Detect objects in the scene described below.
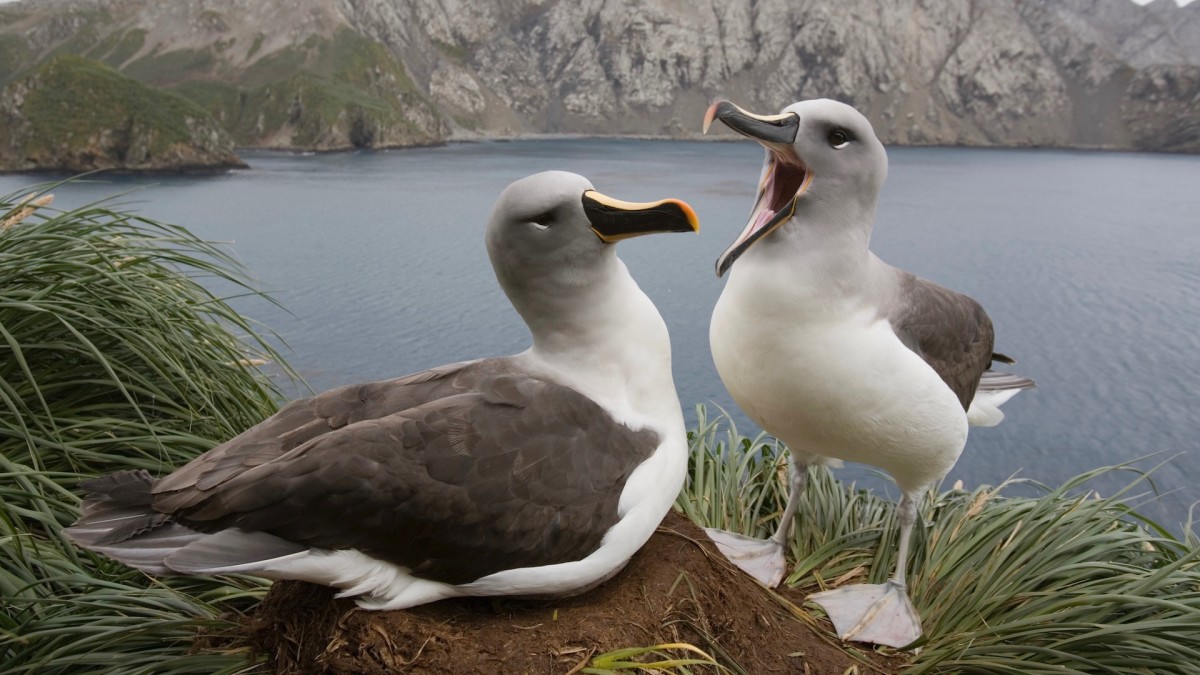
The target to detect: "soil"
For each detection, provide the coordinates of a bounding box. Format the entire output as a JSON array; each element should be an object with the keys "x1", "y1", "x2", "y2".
[{"x1": 243, "y1": 511, "x2": 907, "y2": 674}]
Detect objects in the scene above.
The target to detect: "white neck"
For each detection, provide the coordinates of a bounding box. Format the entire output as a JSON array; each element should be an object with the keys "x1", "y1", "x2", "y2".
[
  {"x1": 730, "y1": 201, "x2": 878, "y2": 319},
  {"x1": 511, "y1": 257, "x2": 683, "y2": 433}
]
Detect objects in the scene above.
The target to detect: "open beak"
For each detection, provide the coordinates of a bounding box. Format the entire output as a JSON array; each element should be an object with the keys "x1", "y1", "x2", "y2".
[
  {"x1": 582, "y1": 190, "x2": 699, "y2": 243},
  {"x1": 704, "y1": 100, "x2": 810, "y2": 277}
]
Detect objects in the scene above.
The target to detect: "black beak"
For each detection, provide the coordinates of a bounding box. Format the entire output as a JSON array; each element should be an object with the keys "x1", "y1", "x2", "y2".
[
  {"x1": 703, "y1": 100, "x2": 799, "y2": 145},
  {"x1": 582, "y1": 190, "x2": 700, "y2": 243},
  {"x1": 703, "y1": 100, "x2": 810, "y2": 277}
]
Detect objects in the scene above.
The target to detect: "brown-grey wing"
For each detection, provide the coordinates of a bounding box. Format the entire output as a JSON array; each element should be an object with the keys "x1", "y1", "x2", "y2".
[
  {"x1": 888, "y1": 273, "x2": 995, "y2": 410},
  {"x1": 153, "y1": 373, "x2": 660, "y2": 585},
  {"x1": 153, "y1": 359, "x2": 494, "y2": 495}
]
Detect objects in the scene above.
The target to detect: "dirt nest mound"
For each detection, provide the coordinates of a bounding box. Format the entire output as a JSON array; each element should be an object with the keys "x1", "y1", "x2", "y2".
[{"x1": 244, "y1": 511, "x2": 902, "y2": 674}]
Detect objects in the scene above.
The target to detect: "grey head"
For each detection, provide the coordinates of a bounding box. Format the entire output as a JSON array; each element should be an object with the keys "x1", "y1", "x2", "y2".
[
  {"x1": 485, "y1": 170, "x2": 698, "y2": 323},
  {"x1": 703, "y1": 99, "x2": 888, "y2": 276}
]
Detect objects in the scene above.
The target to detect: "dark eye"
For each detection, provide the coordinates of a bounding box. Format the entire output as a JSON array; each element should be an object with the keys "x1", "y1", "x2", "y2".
[
  {"x1": 828, "y1": 128, "x2": 852, "y2": 149},
  {"x1": 531, "y1": 212, "x2": 553, "y2": 229}
]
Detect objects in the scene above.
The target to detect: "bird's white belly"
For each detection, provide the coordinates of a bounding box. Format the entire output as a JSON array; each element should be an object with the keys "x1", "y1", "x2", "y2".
[{"x1": 711, "y1": 300, "x2": 968, "y2": 492}]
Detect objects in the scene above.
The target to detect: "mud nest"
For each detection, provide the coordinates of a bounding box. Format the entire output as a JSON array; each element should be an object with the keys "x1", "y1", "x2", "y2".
[{"x1": 243, "y1": 511, "x2": 903, "y2": 674}]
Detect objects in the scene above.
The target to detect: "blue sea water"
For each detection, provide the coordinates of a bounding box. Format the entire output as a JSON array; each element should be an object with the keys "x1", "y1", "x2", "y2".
[{"x1": 3, "y1": 139, "x2": 1198, "y2": 529}]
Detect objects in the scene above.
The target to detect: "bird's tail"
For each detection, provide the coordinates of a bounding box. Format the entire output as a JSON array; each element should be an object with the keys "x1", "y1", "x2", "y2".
[
  {"x1": 67, "y1": 469, "x2": 309, "y2": 577},
  {"x1": 65, "y1": 469, "x2": 201, "y2": 575},
  {"x1": 968, "y1": 369, "x2": 1035, "y2": 427}
]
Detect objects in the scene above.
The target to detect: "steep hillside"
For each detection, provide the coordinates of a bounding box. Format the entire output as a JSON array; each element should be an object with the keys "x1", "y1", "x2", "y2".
[
  {"x1": 0, "y1": 2, "x2": 446, "y2": 151},
  {"x1": 0, "y1": 54, "x2": 245, "y2": 172},
  {"x1": 0, "y1": 0, "x2": 1196, "y2": 152}
]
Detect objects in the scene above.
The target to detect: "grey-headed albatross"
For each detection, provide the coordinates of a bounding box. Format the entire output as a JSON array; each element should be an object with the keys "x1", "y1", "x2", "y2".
[
  {"x1": 702, "y1": 99, "x2": 1034, "y2": 648},
  {"x1": 67, "y1": 171, "x2": 699, "y2": 610}
]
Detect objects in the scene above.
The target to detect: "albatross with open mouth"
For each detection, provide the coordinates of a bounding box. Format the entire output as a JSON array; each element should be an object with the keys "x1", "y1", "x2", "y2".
[
  {"x1": 702, "y1": 99, "x2": 1034, "y2": 648},
  {"x1": 67, "y1": 170, "x2": 699, "y2": 610}
]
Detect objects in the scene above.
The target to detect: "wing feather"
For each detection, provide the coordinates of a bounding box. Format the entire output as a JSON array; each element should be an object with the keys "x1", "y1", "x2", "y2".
[
  {"x1": 887, "y1": 271, "x2": 995, "y2": 410},
  {"x1": 150, "y1": 371, "x2": 659, "y2": 585},
  {"x1": 154, "y1": 359, "x2": 487, "y2": 497}
]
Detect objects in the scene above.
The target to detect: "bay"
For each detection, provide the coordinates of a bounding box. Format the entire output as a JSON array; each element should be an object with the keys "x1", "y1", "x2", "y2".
[{"x1": 3, "y1": 139, "x2": 1198, "y2": 530}]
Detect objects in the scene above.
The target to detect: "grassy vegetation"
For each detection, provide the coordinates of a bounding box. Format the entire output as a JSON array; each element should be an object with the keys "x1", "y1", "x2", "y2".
[
  {"x1": 86, "y1": 28, "x2": 148, "y2": 69},
  {"x1": 114, "y1": 26, "x2": 439, "y2": 149},
  {"x1": 2, "y1": 54, "x2": 233, "y2": 167},
  {"x1": 0, "y1": 34, "x2": 33, "y2": 85},
  {"x1": 237, "y1": 42, "x2": 308, "y2": 89},
  {"x1": 235, "y1": 72, "x2": 430, "y2": 149},
  {"x1": 46, "y1": 25, "x2": 104, "y2": 63},
  {"x1": 3, "y1": 192, "x2": 1196, "y2": 673},
  {"x1": 246, "y1": 33, "x2": 265, "y2": 62},
  {"x1": 223, "y1": 27, "x2": 434, "y2": 148},
  {"x1": 164, "y1": 80, "x2": 244, "y2": 128},
  {"x1": 124, "y1": 47, "x2": 218, "y2": 87},
  {"x1": 2, "y1": 21, "x2": 440, "y2": 151},
  {"x1": 431, "y1": 38, "x2": 469, "y2": 64},
  {"x1": 23, "y1": 55, "x2": 201, "y2": 145},
  {"x1": 0, "y1": 186, "x2": 295, "y2": 674},
  {"x1": 0, "y1": 11, "x2": 135, "y2": 85},
  {"x1": 38, "y1": 5, "x2": 117, "y2": 69},
  {"x1": 677, "y1": 405, "x2": 1200, "y2": 673}
]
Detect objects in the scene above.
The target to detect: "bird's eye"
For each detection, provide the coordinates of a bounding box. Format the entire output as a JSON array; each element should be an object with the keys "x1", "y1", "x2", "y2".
[
  {"x1": 531, "y1": 212, "x2": 553, "y2": 230},
  {"x1": 828, "y1": 128, "x2": 852, "y2": 149}
]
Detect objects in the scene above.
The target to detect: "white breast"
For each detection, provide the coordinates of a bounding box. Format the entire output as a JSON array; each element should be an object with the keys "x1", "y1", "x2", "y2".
[{"x1": 711, "y1": 270, "x2": 968, "y2": 493}]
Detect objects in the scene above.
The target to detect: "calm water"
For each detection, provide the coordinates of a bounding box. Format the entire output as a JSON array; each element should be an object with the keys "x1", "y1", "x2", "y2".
[{"x1": 3, "y1": 140, "x2": 1198, "y2": 529}]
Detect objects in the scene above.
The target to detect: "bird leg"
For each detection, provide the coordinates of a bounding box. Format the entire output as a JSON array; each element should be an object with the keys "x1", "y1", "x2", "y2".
[
  {"x1": 704, "y1": 458, "x2": 807, "y2": 587},
  {"x1": 808, "y1": 491, "x2": 923, "y2": 649}
]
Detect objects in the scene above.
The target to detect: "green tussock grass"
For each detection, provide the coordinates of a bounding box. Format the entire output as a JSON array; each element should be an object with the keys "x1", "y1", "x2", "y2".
[
  {"x1": 677, "y1": 405, "x2": 1200, "y2": 674},
  {"x1": 3, "y1": 189, "x2": 1197, "y2": 673},
  {"x1": 0, "y1": 184, "x2": 297, "y2": 674}
]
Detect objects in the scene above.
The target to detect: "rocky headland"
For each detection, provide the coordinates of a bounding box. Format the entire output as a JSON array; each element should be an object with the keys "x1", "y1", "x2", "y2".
[
  {"x1": 0, "y1": 55, "x2": 244, "y2": 173},
  {"x1": 0, "y1": 0, "x2": 1196, "y2": 172}
]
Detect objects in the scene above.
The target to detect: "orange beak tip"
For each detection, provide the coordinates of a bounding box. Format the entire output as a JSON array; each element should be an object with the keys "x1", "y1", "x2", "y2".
[{"x1": 672, "y1": 199, "x2": 700, "y2": 232}]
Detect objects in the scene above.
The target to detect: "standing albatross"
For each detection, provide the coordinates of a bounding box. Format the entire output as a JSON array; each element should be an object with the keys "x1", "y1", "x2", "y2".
[
  {"x1": 67, "y1": 170, "x2": 699, "y2": 610},
  {"x1": 702, "y1": 99, "x2": 1034, "y2": 648}
]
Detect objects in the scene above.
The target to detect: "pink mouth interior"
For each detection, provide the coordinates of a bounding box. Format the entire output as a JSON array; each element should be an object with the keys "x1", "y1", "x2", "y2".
[{"x1": 745, "y1": 153, "x2": 808, "y2": 238}]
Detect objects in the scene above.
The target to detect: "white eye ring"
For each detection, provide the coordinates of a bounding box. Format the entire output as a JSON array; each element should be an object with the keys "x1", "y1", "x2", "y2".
[{"x1": 531, "y1": 222, "x2": 549, "y2": 231}]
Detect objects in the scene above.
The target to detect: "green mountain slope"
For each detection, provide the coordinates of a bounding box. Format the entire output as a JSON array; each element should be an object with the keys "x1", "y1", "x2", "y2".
[{"x1": 0, "y1": 55, "x2": 245, "y2": 172}]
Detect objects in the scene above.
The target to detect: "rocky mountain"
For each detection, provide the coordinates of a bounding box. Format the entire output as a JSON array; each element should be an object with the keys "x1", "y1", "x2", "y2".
[
  {"x1": 0, "y1": 54, "x2": 245, "y2": 172},
  {"x1": 0, "y1": 0, "x2": 1197, "y2": 154}
]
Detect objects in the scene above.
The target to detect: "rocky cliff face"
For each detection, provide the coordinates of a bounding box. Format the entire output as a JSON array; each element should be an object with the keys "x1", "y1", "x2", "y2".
[
  {"x1": 364, "y1": 0, "x2": 1198, "y2": 151},
  {"x1": 1, "y1": 0, "x2": 1197, "y2": 153},
  {"x1": 0, "y1": 55, "x2": 245, "y2": 173}
]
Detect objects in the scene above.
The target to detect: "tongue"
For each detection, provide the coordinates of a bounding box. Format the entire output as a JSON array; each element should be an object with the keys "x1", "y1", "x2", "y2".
[
  {"x1": 745, "y1": 166, "x2": 781, "y2": 239},
  {"x1": 750, "y1": 207, "x2": 776, "y2": 236}
]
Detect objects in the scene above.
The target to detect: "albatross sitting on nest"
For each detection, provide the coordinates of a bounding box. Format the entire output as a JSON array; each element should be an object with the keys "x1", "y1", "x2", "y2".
[
  {"x1": 67, "y1": 171, "x2": 699, "y2": 610},
  {"x1": 701, "y1": 99, "x2": 1034, "y2": 648}
]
